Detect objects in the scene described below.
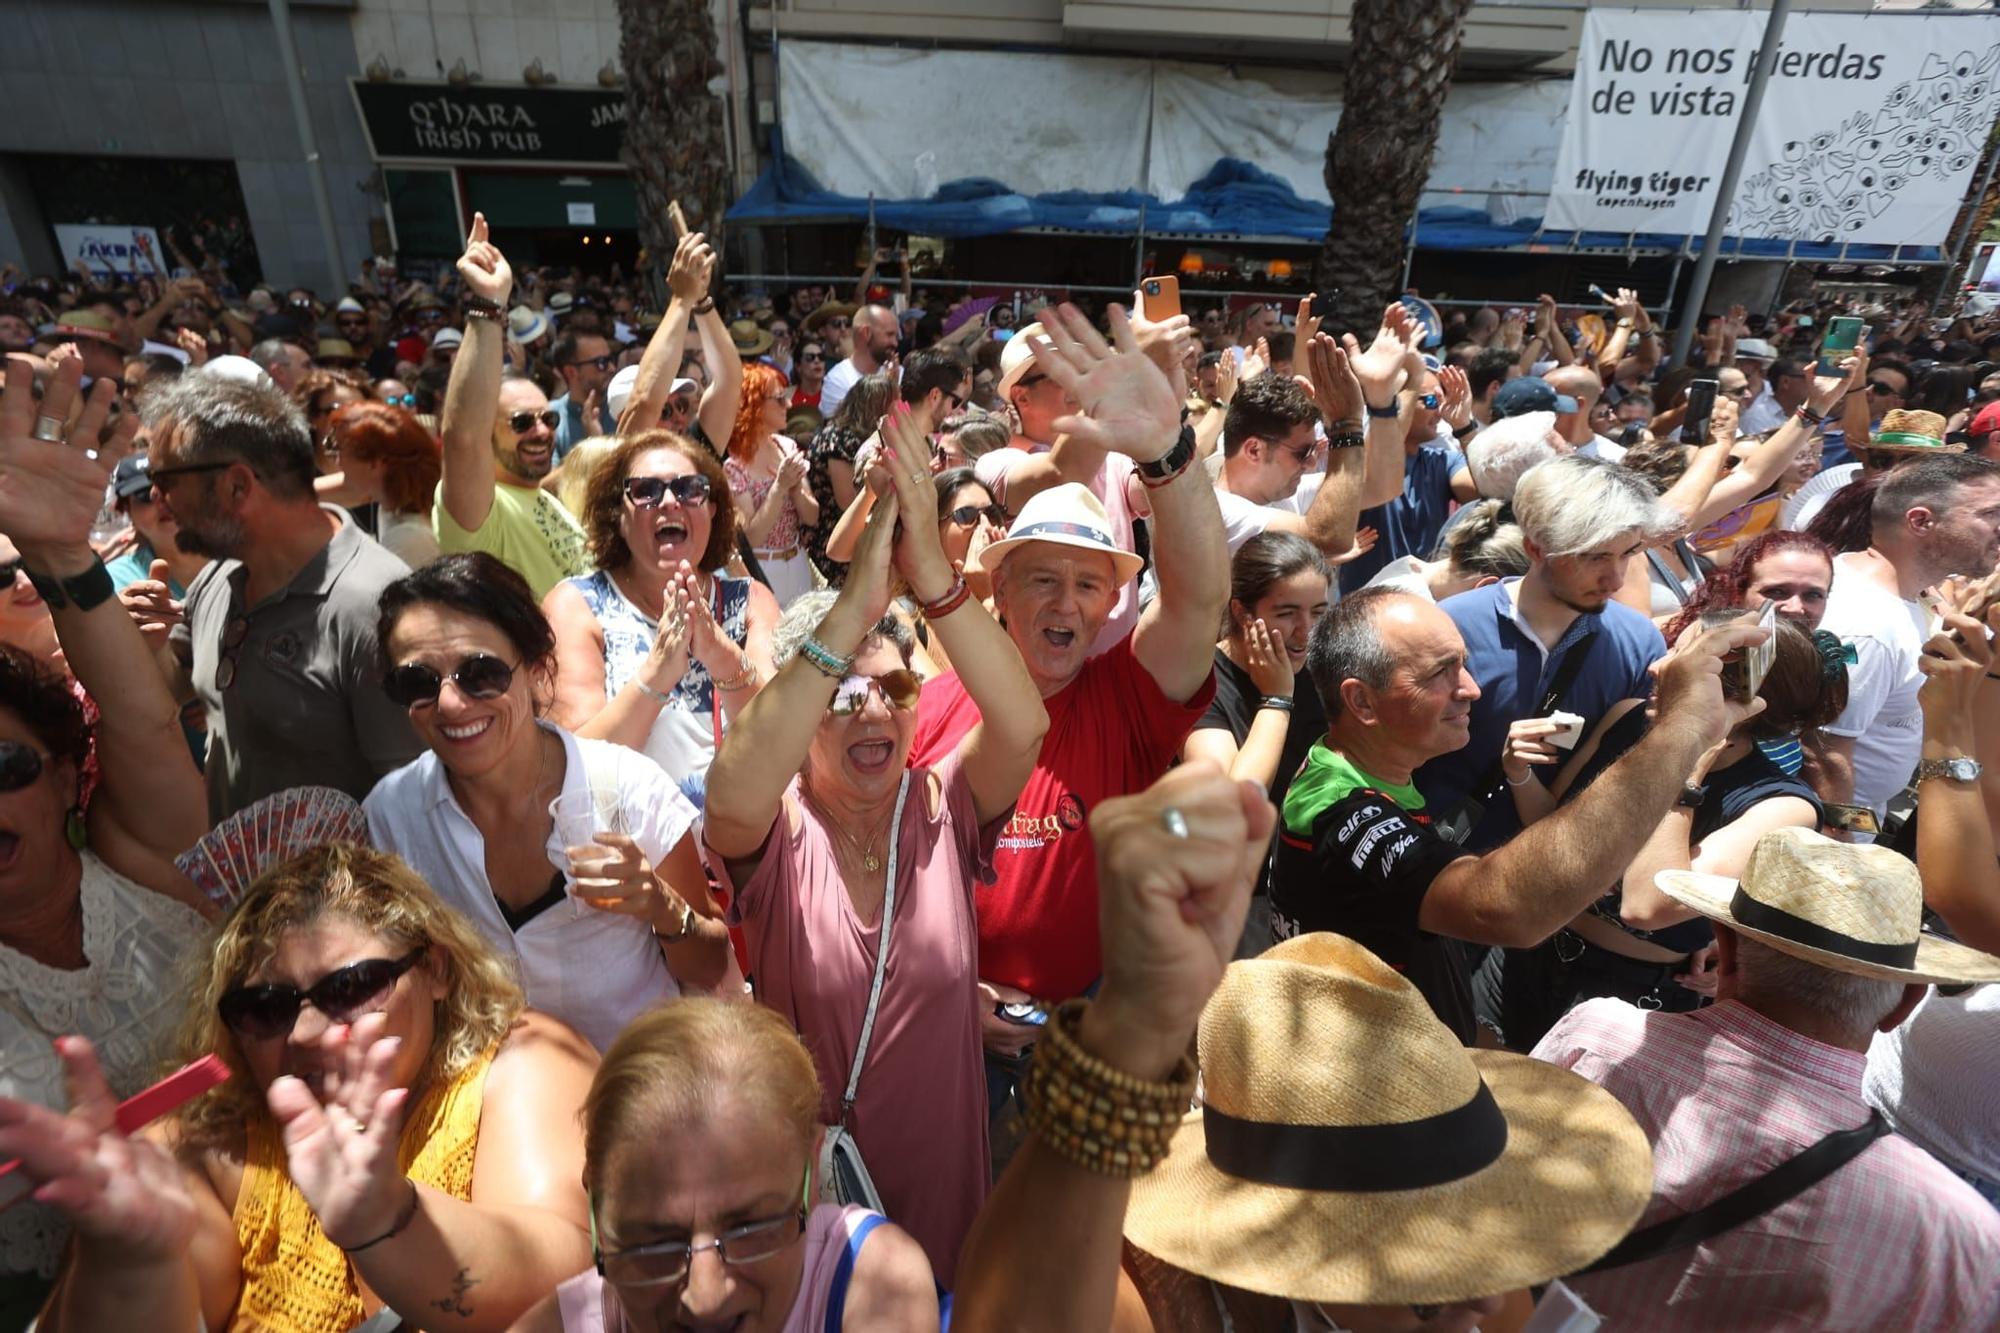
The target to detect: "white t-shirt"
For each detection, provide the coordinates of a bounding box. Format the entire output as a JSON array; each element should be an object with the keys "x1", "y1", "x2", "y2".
[
  {"x1": 1782, "y1": 461, "x2": 1859, "y2": 532},
  {"x1": 976, "y1": 443, "x2": 1142, "y2": 654},
  {"x1": 1364, "y1": 553, "x2": 1434, "y2": 600},
  {"x1": 1214, "y1": 486, "x2": 1282, "y2": 553},
  {"x1": 818, "y1": 357, "x2": 863, "y2": 418},
  {"x1": 1741, "y1": 385, "x2": 1788, "y2": 435},
  {"x1": 1818, "y1": 556, "x2": 1927, "y2": 821},
  {"x1": 1578, "y1": 433, "x2": 1628, "y2": 463},
  {"x1": 1867, "y1": 987, "x2": 2000, "y2": 1190},
  {"x1": 365, "y1": 723, "x2": 698, "y2": 1051}
]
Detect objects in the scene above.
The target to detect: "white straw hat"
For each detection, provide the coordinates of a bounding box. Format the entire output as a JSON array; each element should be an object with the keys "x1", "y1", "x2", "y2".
[
  {"x1": 969, "y1": 481, "x2": 1143, "y2": 585},
  {"x1": 996, "y1": 321, "x2": 1053, "y2": 397}
]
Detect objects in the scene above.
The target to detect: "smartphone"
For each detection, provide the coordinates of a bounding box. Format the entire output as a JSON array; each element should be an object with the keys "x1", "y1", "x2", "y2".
[
  {"x1": 996, "y1": 1002, "x2": 1048, "y2": 1027},
  {"x1": 1823, "y1": 803, "x2": 1881, "y2": 835},
  {"x1": 666, "y1": 200, "x2": 690, "y2": 239},
  {"x1": 1310, "y1": 291, "x2": 1339, "y2": 321},
  {"x1": 1681, "y1": 378, "x2": 1719, "y2": 445},
  {"x1": 1742, "y1": 599, "x2": 1779, "y2": 698},
  {"x1": 1818, "y1": 315, "x2": 1865, "y2": 376},
  {"x1": 1140, "y1": 276, "x2": 1181, "y2": 323}
]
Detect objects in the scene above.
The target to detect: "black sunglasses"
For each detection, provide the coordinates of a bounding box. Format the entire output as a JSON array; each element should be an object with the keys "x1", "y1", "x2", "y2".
[
  {"x1": 565, "y1": 354, "x2": 615, "y2": 372},
  {"x1": 946, "y1": 503, "x2": 1007, "y2": 527},
  {"x1": 798, "y1": 351, "x2": 826, "y2": 363},
  {"x1": 0, "y1": 740, "x2": 46, "y2": 792},
  {"x1": 218, "y1": 947, "x2": 427, "y2": 1040},
  {"x1": 624, "y1": 474, "x2": 712, "y2": 508},
  {"x1": 383, "y1": 653, "x2": 517, "y2": 709},
  {"x1": 150, "y1": 459, "x2": 234, "y2": 484},
  {"x1": 0, "y1": 558, "x2": 20, "y2": 585},
  {"x1": 507, "y1": 409, "x2": 562, "y2": 435}
]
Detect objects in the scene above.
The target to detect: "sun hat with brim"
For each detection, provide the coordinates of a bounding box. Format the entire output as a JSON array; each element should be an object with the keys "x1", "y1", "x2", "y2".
[
  {"x1": 996, "y1": 321, "x2": 1054, "y2": 397},
  {"x1": 1657, "y1": 826, "x2": 2000, "y2": 985},
  {"x1": 314, "y1": 338, "x2": 360, "y2": 365},
  {"x1": 1734, "y1": 337, "x2": 1778, "y2": 364},
  {"x1": 50, "y1": 310, "x2": 121, "y2": 345},
  {"x1": 1870, "y1": 408, "x2": 1960, "y2": 454},
  {"x1": 1125, "y1": 933, "x2": 1654, "y2": 1306},
  {"x1": 429, "y1": 328, "x2": 464, "y2": 352},
  {"x1": 509, "y1": 305, "x2": 552, "y2": 345},
  {"x1": 801, "y1": 300, "x2": 858, "y2": 336},
  {"x1": 969, "y1": 482, "x2": 1144, "y2": 586},
  {"x1": 730, "y1": 318, "x2": 774, "y2": 358},
  {"x1": 547, "y1": 292, "x2": 576, "y2": 318}
]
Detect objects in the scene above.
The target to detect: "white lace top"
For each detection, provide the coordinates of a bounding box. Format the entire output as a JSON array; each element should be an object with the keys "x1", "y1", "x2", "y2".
[{"x1": 0, "y1": 852, "x2": 208, "y2": 1277}]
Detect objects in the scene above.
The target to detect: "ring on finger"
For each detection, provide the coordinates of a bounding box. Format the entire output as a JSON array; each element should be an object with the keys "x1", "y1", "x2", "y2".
[
  {"x1": 31, "y1": 415, "x2": 65, "y2": 444},
  {"x1": 1161, "y1": 806, "x2": 1190, "y2": 839}
]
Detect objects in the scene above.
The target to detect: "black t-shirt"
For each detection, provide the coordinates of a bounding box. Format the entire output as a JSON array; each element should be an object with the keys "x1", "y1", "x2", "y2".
[
  {"x1": 1270, "y1": 748, "x2": 1476, "y2": 1042},
  {"x1": 1193, "y1": 648, "x2": 1327, "y2": 841}
]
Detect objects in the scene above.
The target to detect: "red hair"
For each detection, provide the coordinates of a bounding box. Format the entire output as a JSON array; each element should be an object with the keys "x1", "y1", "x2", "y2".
[
  {"x1": 726, "y1": 363, "x2": 788, "y2": 462},
  {"x1": 333, "y1": 401, "x2": 442, "y2": 516},
  {"x1": 1663, "y1": 530, "x2": 1834, "y2": 643}
]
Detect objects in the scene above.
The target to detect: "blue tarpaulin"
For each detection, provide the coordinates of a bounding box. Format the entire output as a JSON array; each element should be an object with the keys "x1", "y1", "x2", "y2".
[{"x1": 728, "y1": 154, "x2": 1944, "y2": 263}]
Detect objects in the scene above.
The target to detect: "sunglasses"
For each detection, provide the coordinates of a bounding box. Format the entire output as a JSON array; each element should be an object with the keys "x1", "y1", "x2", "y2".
[
  {"x1": 508, "y1": 409, "x2": 562, "y2": 435},
  {"x1": 383, "y1": 393, "x2": 416, "y2": 408},
  {"x1": 624, "y1": 474, "x2": 712, "y2": 508},
  {"x1": 149, "y1": 459, "x2": 234, "y2": 484},
  {"x1": 0, "y1": 557, "x2": 19, "y2": 585},
  {"x1": 217, "y1": 947, "x2": 427, "y2": 1041},
  {"x1": 383, "y1": 653, "x2": 518, "y2": 709},
  {"x1": 946, "y1": 503, "x2": 1007, "y2": 527},
  {"x1": 1867, "y1": 382, "x2": 1903, "y2": 396},
  {"x1": 827, "y1": 668, "x2": 923, "y2": 716},
  {"x1": 798, "y1": 351, "x2": 826, "y2": 363},
  {"x1": 565, "y1": 354, "x2": 615, "y2": 372},
  {"x1": 1417, "y1": 393, "x2": 1441, "y2": 410},
  {"x1": 0, "y1": 740, "x2": 46, "y2": 792}
]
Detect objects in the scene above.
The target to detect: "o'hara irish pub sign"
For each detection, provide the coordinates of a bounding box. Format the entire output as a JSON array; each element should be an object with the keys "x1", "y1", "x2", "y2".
[{"x1": 350, "y1": 81, "x2": 629, "y2": 167}]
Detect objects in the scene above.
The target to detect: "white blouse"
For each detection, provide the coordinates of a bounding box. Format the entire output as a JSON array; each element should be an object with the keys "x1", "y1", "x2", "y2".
[
  {"x1": 364, "y1": 724, "x2": 699, "y2": 1052},
  {"x1": 0, "y1": 853, "x2": 209, "y2": 1277}
]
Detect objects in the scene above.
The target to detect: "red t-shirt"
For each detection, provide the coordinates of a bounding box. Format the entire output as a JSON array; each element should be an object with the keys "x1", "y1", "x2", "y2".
[{"x1": 910, "y1": 635, "x2": 1215, "y2": 1000}]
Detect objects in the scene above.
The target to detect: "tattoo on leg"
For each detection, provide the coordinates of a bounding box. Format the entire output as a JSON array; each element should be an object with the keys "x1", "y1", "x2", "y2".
[{"x1": 431, "y1": 1267, "x2": 478, "y2": 1318}]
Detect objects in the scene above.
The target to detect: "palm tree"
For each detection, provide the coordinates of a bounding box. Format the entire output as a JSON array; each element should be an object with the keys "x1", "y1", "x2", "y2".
[
  {"x1": 615, "y1": 0, "x2": 732, "y2": 298},
  {"x1": 1316, "y1": 0, "x2": 1476, "y2": 334}
]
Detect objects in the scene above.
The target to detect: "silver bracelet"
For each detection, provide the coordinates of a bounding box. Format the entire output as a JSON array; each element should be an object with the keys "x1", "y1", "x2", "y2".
[{"x1": 635, "y1": 680, "x2": 675, "y2": 707}]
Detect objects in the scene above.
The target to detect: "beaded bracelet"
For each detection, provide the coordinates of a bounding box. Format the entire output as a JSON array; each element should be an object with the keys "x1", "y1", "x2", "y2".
[
  {"x1": 797, "y1": 636, "x2": 854, "y2": 679},
  {"x1": 921, "y1": 575, "x2": 971, "y2": 621},
  {"x1": 1327, "y1": 430, "x2": 1365, "y2": 450},
  {"x1": 1020, "y1": 999, "x2": 1195, "y2": 1178},
  {"x1": 1794, "y1": 403, "x2": 1827, "y2": 427},
  {"x1": 463, "y1": 305, "x2": 503, "y2": 322}
]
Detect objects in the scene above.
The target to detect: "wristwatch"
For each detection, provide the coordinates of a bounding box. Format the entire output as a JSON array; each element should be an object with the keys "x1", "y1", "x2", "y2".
[
  {"x1": 1135, "y1": 423, "x2": 1197, "y2": 487},
  {"x1": 1915, "y1": 756, "x2": 1983, "y2": 784},
  {"x1": 25, "y1": 557, "x2": 115, "y2": 613},
  {"x1": 1675, "y1": 783, "x2": 1707, "y2": 810}
]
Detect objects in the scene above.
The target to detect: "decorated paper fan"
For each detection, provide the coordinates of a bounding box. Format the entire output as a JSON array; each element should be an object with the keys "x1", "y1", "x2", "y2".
[{"x1": 176, "y1": 786, "x2": 370, "y2": 910}]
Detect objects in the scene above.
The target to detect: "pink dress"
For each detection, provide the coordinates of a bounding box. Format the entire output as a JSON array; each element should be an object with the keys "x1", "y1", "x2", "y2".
[
  {"x1": 555, "y1": 1204, "x2": 883, "y2": 1332},
  {"x1": 726, "y1": 438, "x2": 813, "y2": 606},
  {"x1": 708, "y1": 749, "x2": 999, "y2": 1288}
]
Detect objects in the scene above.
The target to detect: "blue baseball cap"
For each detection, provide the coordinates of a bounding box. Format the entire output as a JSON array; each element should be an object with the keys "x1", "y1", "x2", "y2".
[{"x1": 1493, "y1": 376, "x2": 1578, "y2": 419}]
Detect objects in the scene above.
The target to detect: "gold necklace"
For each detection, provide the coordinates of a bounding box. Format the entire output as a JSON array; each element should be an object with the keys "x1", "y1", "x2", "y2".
[{"x1": 803, "y1": 784, "x2": 894, "y2": 873}]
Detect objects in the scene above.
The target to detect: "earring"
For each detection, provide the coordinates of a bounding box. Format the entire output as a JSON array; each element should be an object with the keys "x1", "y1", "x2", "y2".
[{"x1": 65, "y1": 806, "x2": 87, "y2": 851}]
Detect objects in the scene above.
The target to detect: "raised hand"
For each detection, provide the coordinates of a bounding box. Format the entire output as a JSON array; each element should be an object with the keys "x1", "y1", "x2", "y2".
[
  {"x1": 879, "y1": 402, "x2": 955, "y2": 602},
  {"x1": 1032, "y1": 303, "x2": 1182, "y2": 463},
  {"x1": 637, "y1": 580, "x2": 692, "y2": 697},
  {"x1": 1083, "y1": 762, "x2": 1275, "y2": 1080},
  {"x1": 1293, "y1": 294, "x2": 1323, "y2": 358},
  {"x1": 1651, "y1": 616, "x2": 1771, "y2": 750},
  {"x1": 1240, "y1": 338, "x2": 1271, "y2": 384},
  {"x1": 1808, "y1": 349, "x2": 1867, "y2": 417},
  {"x1": 1708, "y1": 393, "x2": 1740, "y2": 447},
  {"x1": 1340, "y1": 304, "x2": 1417, "y2": 412},
  {"x1": 0, "y1": 1038, "x2": 198, "y2": 1262},
  {"x1": 1302, "y1": 334, "x2": 1364, "y2": 428},
  {"x1": 1918, "y1": 607, "x2": 1993, "y2": 735},
  {"x1": 841, "y1": 486, "x2": 900, "y2": 627},
  {"x1": 173, "y1": 326, "x2": 210, "y2": 366},
  {"x1": 454, "y1": 212, "x2": 513, "y2": 307},
  {"x1": 120, "y1": 559, "x2": 183, "y2": 647},
  {"x1": 667, "y1": 232, "x2": 712, "y2": 303},
  {"x1": 1126, "y1": 294, "x2": 1195, "y2": 392},
  {"x1": 0, "y1": 356, "x2": 119, "y2": 562},
  {"x1": 1612, "y1": 287, "x2": 1642, "y2": 323},
  {"x1": 1438, "y1": 364, "x2": 1474, "y2": 429},
  {"x1": 1241, "y1": 618, "x2": 1294, "y2": 698},
  {"x1": 267, "y1": 1012, "x2": 415, "y2": 1251},
  {"x1": 1213, "y1": 345, "x2": 1239, "y2": 405}
]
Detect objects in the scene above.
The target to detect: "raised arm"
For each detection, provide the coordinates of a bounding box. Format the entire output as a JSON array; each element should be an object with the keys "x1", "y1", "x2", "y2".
[
  {"x1": 438, "y1": 214, "x2": 511, "y2": 533},
  {"x1": 1420, "y1": 620, "x2": 1767, "y2": 947},
  {"x1": 1340, "y1": 305, "x2": 1418, "y2": 510},
  {"x1": 1915, "y1": 608, "x2": 2000, "y2": 952},
  {"x1": 614, "y1": 233, "x2": 703, "y2": 435},
  {"x1": 1538, "y1": 293, "x2": 1577, "y2": 370},
  {"x1": 1182, "y1": 622, "x2": 1293, "y2": 791},
  {"x1": 1686, "y1": 355, "x2": 1866, "y2": 532},
  {"x1": 879, "y1": 405, "x2": 1047, "y2": 825},
  {"x1": 1266, "y1": 338, "x2": 1372, "y2": 558},
  {"x1": 693, "y1": 285, "x2": 742, "y2": 449}
]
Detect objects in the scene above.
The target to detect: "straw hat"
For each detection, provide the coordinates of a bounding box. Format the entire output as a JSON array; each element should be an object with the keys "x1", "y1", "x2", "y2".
[
  {"x1": 1125, "y1": 934, "x2": 1654, "y2": 1305},
  {"x1": 800, "y1": 299, "x2": 858, "y2": 336},
  {"x1": 49, "y1": 310, "x2": 121, "y2": 346},
  {"x1": 1658, "y1": 826, "x2": 2000, "y2": 984},
  {"x1": 313, "y1": 337, "x2": 360, "y2": 366},
  {"x1": 1871, "y1": 408, "x2": 1960, "y2": 454},
  {"x1": 508, "y1": 305, "x2": 552, "y2": 345},
  {"x1": 996, "y1": 321, "x2": 1054, "y2": 397},
  {"x1": 729, "y1": 318, "x2": 774, "y2": 357},
  {"x1": 969, "y1": 482, "x2": 1144, "y2": 585}
]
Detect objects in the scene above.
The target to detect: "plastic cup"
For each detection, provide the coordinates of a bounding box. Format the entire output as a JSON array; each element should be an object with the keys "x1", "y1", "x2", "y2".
[{"x1": 549, "y1": 789, "x2": 630, "y2": 910}]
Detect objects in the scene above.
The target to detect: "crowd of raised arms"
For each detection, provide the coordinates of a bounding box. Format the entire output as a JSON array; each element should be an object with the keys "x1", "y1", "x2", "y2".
[{"x1": 2, "y1": 214, "x2": 2000, "y2": 1333}]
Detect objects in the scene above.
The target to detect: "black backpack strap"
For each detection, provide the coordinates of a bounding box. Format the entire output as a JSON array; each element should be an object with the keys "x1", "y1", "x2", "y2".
[
  {"x1": 1574, "y1": 1110, "x2": 1891, "y2": 1275},
  {"x1": 1439, "y1": 630, "x2": 1600, "y2": 845}
]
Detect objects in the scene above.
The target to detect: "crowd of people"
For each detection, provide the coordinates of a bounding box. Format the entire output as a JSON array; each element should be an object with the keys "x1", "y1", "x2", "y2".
[{"x1": 1, "y1": 216, "x2": 1999, "y2": 1331}]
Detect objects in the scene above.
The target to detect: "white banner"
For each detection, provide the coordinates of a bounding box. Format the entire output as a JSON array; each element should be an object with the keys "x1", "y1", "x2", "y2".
[
  {"x1": 1549, "y1": 10, "x2": 2000, "y2": 246},
  {"x1": 54, "y1": 224, "x2": 167, "y2": 279}
]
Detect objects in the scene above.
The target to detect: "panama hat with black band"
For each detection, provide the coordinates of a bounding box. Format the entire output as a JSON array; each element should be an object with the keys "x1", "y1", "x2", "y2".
[
  {"x1": 1125, "y1": 933, "x2": 1655, "y2": 1306},
  {"x1": 969, "y1": 482, "x2": 1144, "y2": 587}
]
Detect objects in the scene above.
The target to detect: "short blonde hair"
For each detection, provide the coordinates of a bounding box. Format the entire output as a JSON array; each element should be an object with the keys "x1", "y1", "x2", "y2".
[{"x1": 174, "y1": 843, "x2": 525, "y2": 1151}]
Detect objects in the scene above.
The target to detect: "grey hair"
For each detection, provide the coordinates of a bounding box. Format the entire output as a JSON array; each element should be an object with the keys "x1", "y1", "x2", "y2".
[
  {"x1": 1305, "y1": 587, "x2": 1410, "y2": 722},
  {"x1": 1465, "y1": 412, "x2": 1560, "y2": 502},
  {"x1": 1511, "y1": 454, "x2": 1681, "y2": 558},
  {"x1": 770, "y1": 590, "x2": 914, "y2": 670},
  {"x1": 138, "y1": 373, "x2": 317, "y2": 499},
  {"x1": 1729, "y1": 934, "x2": 1905, "y2": 1045},
  {"x1": 247, "y1": 337, "x2": 301, "y2": 372}
]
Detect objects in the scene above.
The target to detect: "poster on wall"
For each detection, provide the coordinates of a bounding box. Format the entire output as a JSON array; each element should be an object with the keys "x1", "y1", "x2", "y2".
[
  {"x1": 55, "y1": 224, "x2": 166, "y2": 279},
  {"x1": 1547, "y1": 10, "x2": 2000, "y2": 246}
]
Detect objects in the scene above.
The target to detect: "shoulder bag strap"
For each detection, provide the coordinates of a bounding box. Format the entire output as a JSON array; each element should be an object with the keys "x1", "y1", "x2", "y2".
[
  {"x1": 1644, "y1": 547, "x2": 1689, "y2": 605},
  {"x1": 1573, "y1": 1110, "x2": 1890, "y2": 1274},
  {"x1": 1445, "y1": 630, "x2": 1602, "y2": 843},
  {"x1": 823, "y1": 1213, "x2": 888, "y2": 1333},
  {"x1": 840, "y1": 770, "x2": 913, "y2": 1125}
]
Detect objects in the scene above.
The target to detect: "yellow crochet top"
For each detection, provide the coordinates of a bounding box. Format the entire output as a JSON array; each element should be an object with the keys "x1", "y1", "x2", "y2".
[{"x1": 230, "y1": 1046, "x2": 496, "y2": 1333}]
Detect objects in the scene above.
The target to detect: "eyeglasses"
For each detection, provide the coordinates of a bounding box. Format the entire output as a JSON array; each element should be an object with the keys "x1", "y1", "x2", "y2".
[
  {"x1": 623, "y1": 474, "x2": 712, "y2": 508},
  {"x1": 0, "y1": 740, "x2": 47, "y2": 792},
  {"x1": 565, "y1": 354, "x2": 615, "y2": 372},
  {"x1": 827, "y1": 668, "x2": 923, "y2": 715},
  {"x1": 217, "y1": 947, "x2": 427, "y2": 1040},
  {"x1": 383, "y1": 393, "x2": 416, "y2": 408},
  {"x1": 415, "y1": 309, "x2": 446, "y2": 324},
  {"x1": 798, "y1": 351, "x2": 826, "y2": 363},
  {"x1": 1017, "y1": 374, "x2": 1048, "y2": 390},
  {"x1": 150, "y1": 459, "x2": 234, "y2": 485},
  {"x1": 215, "y1": 615, "x2": 251, "y2": 691},
  {"x1": 1273, "y1": 438, "x2": 1320, "y2": 464},
  {"x1": 946, "y1": 503, "x2": 1007, "y2": 527},
  {"x1": 592, "y1": 1163, "x2": 811, "y2": 1289},
  {"x1": 383, "y1": 653, "x2": 518, "y2": 709},
  {"x1": 1417, "y1": 393, "x2": 1441, "y2": 410},
  {"x1": 825, "y1": 318, "x2": 850, "y2": 331},
  {"x1": 507, "y1": 409, "x2": 562, "y2": 435},
  {"x1": 0, "y1": 557, "x2": 20, "y2": 586}
]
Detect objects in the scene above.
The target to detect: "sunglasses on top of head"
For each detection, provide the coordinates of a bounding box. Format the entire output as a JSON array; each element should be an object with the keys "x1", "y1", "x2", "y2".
[
  {"x1": 217, "y1": 947, "x2": 427, "y2": 1040},
  {"x1": 508, "y1": 409, "x2": 562, "y2": 435},
  {"x1": 383, "y1": 653, "x2": 518, "y2": 709},
  {"x1": 623, "y1": 474, "x2": 712, "y2": 508},
  {"x1": 827, "y1": 668, "x2": 924, "y2": 716}
]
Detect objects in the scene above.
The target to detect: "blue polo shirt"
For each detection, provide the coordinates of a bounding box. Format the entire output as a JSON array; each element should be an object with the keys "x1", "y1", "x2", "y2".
[
  {"x1": 1413, "y1": 578, "x2": 1665, "y2": 850},
  {"x1": 550, "y1": 392, "x2": 613, "y2": 460},
  {"x1": 1338, "y1": 442, "x2": 1467, "y2": 593}
]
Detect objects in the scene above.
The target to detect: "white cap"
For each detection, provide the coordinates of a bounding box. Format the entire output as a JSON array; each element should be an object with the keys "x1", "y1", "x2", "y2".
[
  {"x1": 997, "y1": 321, "x2": 1053, "y2": 396},
  {"x1": 198, "y1": 354, "x2": 271, "y2": 386},
  {"x1": 607, "y1": 364, "x2": 697, "y2": 421},
  {"x1": 335, "y1": 296, "x2": 366, "y2": 315}
]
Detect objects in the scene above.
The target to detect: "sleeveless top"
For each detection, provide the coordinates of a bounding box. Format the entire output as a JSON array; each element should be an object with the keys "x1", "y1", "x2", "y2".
[
  {"x1": 726, "y1": 441, "x2": 804, "y2": 553},
  {"x1": 0, "y1": 852, "x2": 208, "y2": 1277},
  {"x1": 230, "y1": 1044, "x2": 497, "y2": 1333},
  {"x1": 566, "y1": 567, "x2": 752, "y2": 810},
  {"x1": 555, "y1": 1204, "x2": 883, "y2": 1333}
]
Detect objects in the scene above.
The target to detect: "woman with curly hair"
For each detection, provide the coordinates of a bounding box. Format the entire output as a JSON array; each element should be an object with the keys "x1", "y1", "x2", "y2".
[
  {"x1": 7, "y1": 842, "x2": 599, "y2": 1333},
  {"x1": 725, "y1": 362, "x2": 819, "y2": 606},
  {"x1": 804, "y1": 372, "x2": 896, "y2": 583},
  {"x1": 327, "y1": 401, "x2": 442, "y2": 567},
  {"x1": 293, "y1": 368, "x2": 368, "y2": 478},
  {"x1": 544, "y1": 430, "x2": 780, "y2": 808}
]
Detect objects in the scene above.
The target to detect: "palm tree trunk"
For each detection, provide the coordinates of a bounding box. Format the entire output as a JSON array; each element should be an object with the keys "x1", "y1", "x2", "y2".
[
  {"x1": 616, "y1": 0, "x2": 732, "y2": 299},
  {"x1": 1316, "y1": 0, "x2": 1476, "y2": 335}
]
